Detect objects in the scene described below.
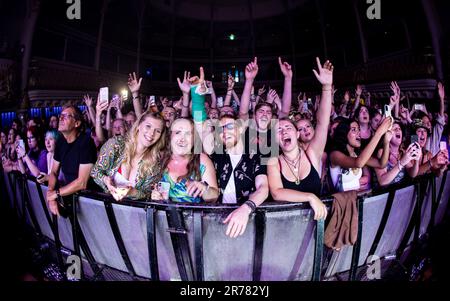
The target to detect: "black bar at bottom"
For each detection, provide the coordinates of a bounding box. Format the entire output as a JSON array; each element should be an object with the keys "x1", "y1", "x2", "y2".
[
  {"x1": 349, "y1": 197, "x2": 364, "y2": 281},
  {"x1": 253, "y1": 210, "x2": 266, "y2": 281},
  {"x1": 146, "y1": 207, "x2": 159, "y2": 281},
  {"x1": 312, "y1": 218, "x2": 324, "y2": 281},
  {"x1": 193, "y1": 211, "x2": 204, "y2": 281}
]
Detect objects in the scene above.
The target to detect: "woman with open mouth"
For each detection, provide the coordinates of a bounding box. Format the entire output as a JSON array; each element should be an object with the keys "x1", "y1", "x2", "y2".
[
  {"x1": 267, "y1": 57, "x2": 333, "y2": 221},
  {"x1": 374, "y1": 121, "x2": 421, "y2": 186},
  {"x1": 354, "y1": 105, "x2": 372, "y2": 150},
  {"x1": 329, "y1": 117, "x2": 393, "y2": 192},
  {"x1": 91, "y1": 112, "x2": 167, "y2": 201},
  {"x1": 152, "y1": 118, "x2": 219, "y2": 204}
]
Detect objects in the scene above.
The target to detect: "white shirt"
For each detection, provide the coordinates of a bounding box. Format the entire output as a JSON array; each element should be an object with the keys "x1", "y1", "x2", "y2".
[{"x1": 222, "y1": 154, "x2": 242, "y2": 204}]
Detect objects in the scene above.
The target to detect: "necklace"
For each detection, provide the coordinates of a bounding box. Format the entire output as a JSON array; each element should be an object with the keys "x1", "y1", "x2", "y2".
[
  {"x1": 283, "y1": 149, "x2": 302, "y2": 185},
  {"x1": 283, "y1": 151, "x2": 301, "y2": 171}
]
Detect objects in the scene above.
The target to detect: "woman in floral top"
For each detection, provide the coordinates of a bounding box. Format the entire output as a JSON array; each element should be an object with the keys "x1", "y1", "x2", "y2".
[{"x1": 91, "y1": 112, "x2": 167, "y2": 200}]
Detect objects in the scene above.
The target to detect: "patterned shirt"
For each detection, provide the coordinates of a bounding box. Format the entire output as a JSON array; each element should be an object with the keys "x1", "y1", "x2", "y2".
[
  {"x1": 90, "y1": 136, "x2": 162, "y2": 200},
  {"x1": 161, "y1": 164, "x2": 206, "y2": 203},
  {"x1": 211, "y1": 153, "x2": 266, "y2": 204}
]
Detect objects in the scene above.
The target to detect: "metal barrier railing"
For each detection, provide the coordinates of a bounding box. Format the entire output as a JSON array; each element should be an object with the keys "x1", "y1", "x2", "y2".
[{"x1": 2, "y1": 170, "x2": 449, "y2": 281}]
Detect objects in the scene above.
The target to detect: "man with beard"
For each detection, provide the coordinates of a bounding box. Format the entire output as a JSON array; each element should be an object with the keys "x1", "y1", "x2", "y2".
[{"x1": 210, "y1": 116, "x2": 269, "y2": 238}]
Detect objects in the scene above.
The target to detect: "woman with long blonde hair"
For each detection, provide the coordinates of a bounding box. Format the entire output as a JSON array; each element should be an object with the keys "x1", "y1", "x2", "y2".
[{"x1": 91, "y1": 111, "x2": 167, "y2": 200}]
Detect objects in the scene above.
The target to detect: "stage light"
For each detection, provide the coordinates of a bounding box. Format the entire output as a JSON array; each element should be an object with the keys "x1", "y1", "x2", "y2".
[
  {"x1": 121, "y1": 89, "x2": 128, "y2": 101},
  {"x1": 229, "y1": 34, "x2": 235, "y2": 40}
]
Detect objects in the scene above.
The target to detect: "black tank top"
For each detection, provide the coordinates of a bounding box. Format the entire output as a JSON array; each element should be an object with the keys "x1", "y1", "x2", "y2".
[{"x1": 279, "y1": 153, "x2": 322, "y2": 196}]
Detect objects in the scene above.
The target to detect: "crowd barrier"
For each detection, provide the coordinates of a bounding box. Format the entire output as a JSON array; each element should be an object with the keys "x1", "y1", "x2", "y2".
[{"x1": 2, "y1": 169, "x2": 449, "y2": 281}]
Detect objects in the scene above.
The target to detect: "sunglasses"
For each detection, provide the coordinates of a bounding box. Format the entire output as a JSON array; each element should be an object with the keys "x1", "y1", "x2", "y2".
[{"x1": 218, "y1": 123, "x2": 235, "y2": 133}]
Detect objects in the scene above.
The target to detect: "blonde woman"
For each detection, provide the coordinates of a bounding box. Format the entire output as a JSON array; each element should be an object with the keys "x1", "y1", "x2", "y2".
[{"x1": 91, "y1": 112, "x2": 167, "y2": 200}]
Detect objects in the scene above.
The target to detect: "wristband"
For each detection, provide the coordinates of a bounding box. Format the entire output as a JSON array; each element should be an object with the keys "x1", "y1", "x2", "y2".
[{"x1": 244, "y1": 200, "x2": 257, "y2": 213}]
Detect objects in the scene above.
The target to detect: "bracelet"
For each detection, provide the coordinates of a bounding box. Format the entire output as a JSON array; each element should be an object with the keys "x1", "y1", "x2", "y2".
[
  {"x1": 244, "y1": 200, "x2": 257, "y2": 213},
  {"x1": 201, "y1": 181, "x2": 209, "y2": 194}
]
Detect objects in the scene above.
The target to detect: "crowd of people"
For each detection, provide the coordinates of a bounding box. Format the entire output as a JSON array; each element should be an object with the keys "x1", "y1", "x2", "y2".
[{"x1": 1, "y1": 56, "x2": 449, "y2": 238}]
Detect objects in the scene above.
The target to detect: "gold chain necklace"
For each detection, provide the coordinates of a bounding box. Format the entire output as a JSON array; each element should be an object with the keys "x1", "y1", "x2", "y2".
[{"x1": 283, "y1": 149, "x2": 302, "y2": 185}]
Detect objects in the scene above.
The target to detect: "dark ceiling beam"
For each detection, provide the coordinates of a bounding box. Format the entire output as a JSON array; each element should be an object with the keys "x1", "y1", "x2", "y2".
[
  {"x1": 421, "y1": 0, "x2": 444, "y2": 80},
  {"x1": 282, "y1": 0, "x2": 297, "y2": 84},
  {"x1": 314, "y1": 0, "x2": 328, "y2": 58},
  {"x1": 352, "y1": 0, "x2": 368, "y2": 64},
  {"x1": 94, "y1": 0, "x2": 110, "y2": 71},
  {"x1": 168, "y1": 0, "x2": 177, "y2": 81},
  {"x1": 135, "y1": 0, "x2": 146, "y2": 75},
  {"x1": 20, "y1": 0, "x2": 41, "y2": 109},
  {"x1": 209, "y1": 0, "x2": 215, "y2": 78},
  {"x1": 247, "y1": 0, "x2": 255, "y2": 57}
]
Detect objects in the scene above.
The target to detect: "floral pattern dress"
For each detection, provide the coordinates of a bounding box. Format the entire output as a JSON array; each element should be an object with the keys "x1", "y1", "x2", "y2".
[{"x1": 90, "y1": 136, "x2": 162, "y2": 200}]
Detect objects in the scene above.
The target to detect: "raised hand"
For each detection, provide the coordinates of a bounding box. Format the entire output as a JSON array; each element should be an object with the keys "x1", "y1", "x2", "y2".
[
  {"x1": 312, "y1": 57, "x2": 333, "y2": 87},
  {"x1": 278, "y1": 57, "x2": 293, "y2": 79},
  {"x1": 96, "y1": 94, "x2": 109, "y2": 115},
  {"x1": 227, "y1": 74, "x2": 235, "y2": 90},
  {"x1": 266, "y1": 89, "x2": 279, "y2": 104},
  {"x1": 245, "y1": 57, "x2": 258, "y2": 80},
  {"x1": 177, "y1": 71, "x2": 191, "y2": 94},
  {"x1": 438, "y1": 82, "x2": 445, "y2": 100},
  {"x1": 258, "y1": 85, "x2": 266, "y2": 96},
  {"x1": 389, "y1": 81, "x2": 400, "y2": 106},
  {"x1": 377, "y1": 116, "x2": 393, "y2": 135},
  {"x1": 188, "y1": 66, "x2": 205, "y2": 85},
  {"x1": 128, "y1": 72, "x2": 142, "y2": 95},
  {"x1": 355, "y1": 85, "x2": 363, "y2": 97}
]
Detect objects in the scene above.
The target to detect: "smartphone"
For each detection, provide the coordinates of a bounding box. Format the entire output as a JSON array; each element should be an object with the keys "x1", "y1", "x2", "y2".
[
  {"x1": 18, "y1": 139, "x2": 25, "y2": 150},
  {"x1": 414, "y1": 104, "x2": 424, "y2": 111},
  {"x1": 411, "y1": 135, "x2": 419, "y2": 145},
  {"x1": 217, "y1": 96, "x2": 224, "y2": 107},
  {"x1": 99, "y1": 87, "x2": 109, "y2": 104},
  {"x1": 440, "y1": 141, "x2": 447, "y2": 151},
  {"x1": 383, "y1": 104, "x2": 391, "y2": 118},
  {"x1": 149, "y1": 95, "x2": 156, "y2": 104}
]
